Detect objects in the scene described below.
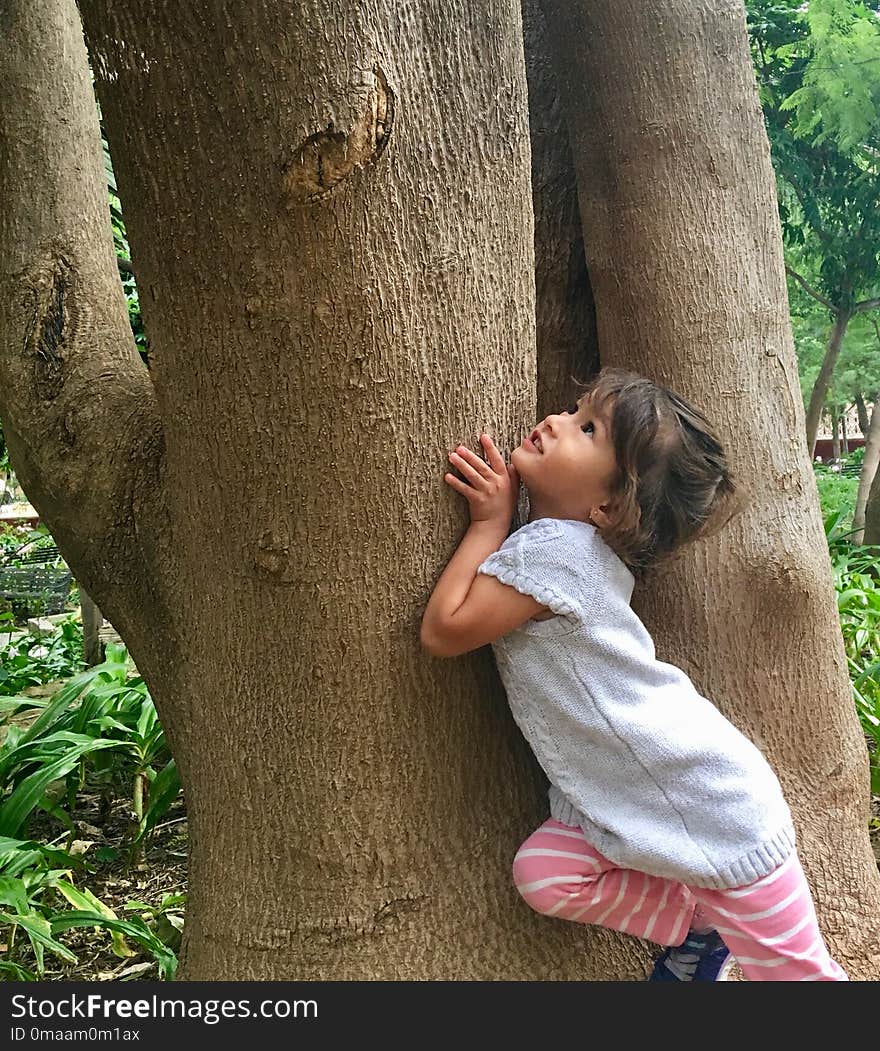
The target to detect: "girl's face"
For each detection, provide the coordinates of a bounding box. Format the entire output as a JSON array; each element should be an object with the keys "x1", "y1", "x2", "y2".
[{"x1": 511, "y1": 394, "x2": 619, "y2": 525}]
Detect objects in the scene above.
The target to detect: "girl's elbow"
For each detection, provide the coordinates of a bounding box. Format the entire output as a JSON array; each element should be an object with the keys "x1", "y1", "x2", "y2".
[{"x1": 420, "y1": 621, "x2": 456, "y2": 658}]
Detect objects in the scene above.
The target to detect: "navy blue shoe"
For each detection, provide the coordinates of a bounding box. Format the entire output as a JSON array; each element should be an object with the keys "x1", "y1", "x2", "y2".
[{"x1": 648, "y1": 929, "x2": 733, "y2": 982}]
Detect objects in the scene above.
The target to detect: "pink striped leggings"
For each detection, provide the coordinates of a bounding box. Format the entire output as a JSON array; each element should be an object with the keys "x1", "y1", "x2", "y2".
[{"x1": 514, "y1": 819, "x2": 848, "y2": 981}]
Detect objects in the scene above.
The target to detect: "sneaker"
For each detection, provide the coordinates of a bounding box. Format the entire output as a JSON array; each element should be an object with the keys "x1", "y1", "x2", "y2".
[{"x1": 648, "y1": 929, "x2": 733, "y2": 982}]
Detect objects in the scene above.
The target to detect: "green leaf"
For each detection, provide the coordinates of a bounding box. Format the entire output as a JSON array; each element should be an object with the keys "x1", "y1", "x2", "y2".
[
  {"x1": 0, "y1": 909, "x2": 78, "y2": 970},
  {"x1": 0, "y1": 738, "x2": 118, "y2": 837},
  {"x1": 0, "y1": 875, "x2": 30, "y2": 914},
  {"x1": 134, "y1": 759, "x2": 180, "y2": 843},
  {"x1": 51, "y1": 911, "x2": 176, "y2": 979},
  {"x1": 54, "y1": 881, "x2": 133, "y2": 959},
  {"x1": 0, "y1": 837, "x2": 81, "y2": 879},
  {"x1": 0, "y1": 959, "x2": 37, "y2": 980}
]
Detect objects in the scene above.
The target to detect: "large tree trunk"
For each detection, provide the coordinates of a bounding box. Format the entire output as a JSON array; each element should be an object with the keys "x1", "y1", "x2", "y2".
[
  {"x1": 853, "y1": 396, "x2": 880, "y2": 545},
  {"x1": 1, "y1": 0, "x2": 652, "y2": 979},
  {"x1": 541, "y1": 0, "x2": 880, "y2": 977},
  {"x1": 806, "y1": 311, "x2": 852, "y2": 459}
]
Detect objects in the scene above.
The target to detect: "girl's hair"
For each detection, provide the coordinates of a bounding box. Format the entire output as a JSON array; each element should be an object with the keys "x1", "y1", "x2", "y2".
[{"x1": 576, "y1": 367, "x2": 748, "y2": 579}]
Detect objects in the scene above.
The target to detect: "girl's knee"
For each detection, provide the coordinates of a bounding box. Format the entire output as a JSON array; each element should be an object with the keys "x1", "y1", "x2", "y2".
[{"x1": 512, "y1": 841, "x2": 588, "y2": 916}]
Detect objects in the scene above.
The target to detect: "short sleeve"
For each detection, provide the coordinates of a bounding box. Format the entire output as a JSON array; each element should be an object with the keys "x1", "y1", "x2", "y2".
[{"x1": 478, "y1": 519, "x2": 586, "y2": 621}]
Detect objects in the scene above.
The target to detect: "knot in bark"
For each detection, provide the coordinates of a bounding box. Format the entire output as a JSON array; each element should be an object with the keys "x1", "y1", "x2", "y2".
[{"x1": 283, "y1": 65, "x2": 393, "y2": 202}]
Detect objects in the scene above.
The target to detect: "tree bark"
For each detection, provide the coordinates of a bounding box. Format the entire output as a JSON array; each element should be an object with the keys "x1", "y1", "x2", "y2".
[
  {"x1": 853, "y1": 396, "x2": 880, "y2": 545},
  {"x1": 80, "y1": 589, "x2": 105, "y2": 666},
  {"x1": 832, "y1": 409, "x2": 841, "y2": 461},
  {"x1": 56, "y1": 0, "x2": 648, "y2": 979},
  {"x1": 0, "y1": 1, "x2": 176, "y2": 701},
  {"x1": 521, "y1": 0, "x2": 599, "y2": 426},
  {"x1": 865, "y1": 458, "x2": 880, "y2": 547},
  {"x1": 806, "y1": 311, "x2": 852, "y2": 459},
  {"x1": 540, "y1": 0, "x2": 880, "y2": 977},
  {"x1": 841, "y1": 405, "x2": 849, "y2": 456},
  {"x1": 855, "y1": 393, "x2": 869, "y2": 437}
]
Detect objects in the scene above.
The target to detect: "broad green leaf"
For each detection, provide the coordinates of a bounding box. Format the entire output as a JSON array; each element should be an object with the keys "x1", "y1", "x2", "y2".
[
  {"x1": 51, "y1": 911, "x2": 176, "y2": 979},
  {"x1": 54, "y1": 880, "x2": 133, "y2": 959},
  {"x1": 0, "y1": 738, "x2": 118, "y2": 837}
]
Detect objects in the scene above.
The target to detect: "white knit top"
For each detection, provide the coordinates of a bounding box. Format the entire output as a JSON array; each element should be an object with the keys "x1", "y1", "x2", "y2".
[{"x1": 478, "y1": 517, "x2": 795, "y2": 890}]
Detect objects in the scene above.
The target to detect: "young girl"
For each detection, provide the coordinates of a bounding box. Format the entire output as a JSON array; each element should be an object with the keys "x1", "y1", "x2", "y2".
[{"x1": 421, "y1": 367, "x2": 847, "y2": 982}]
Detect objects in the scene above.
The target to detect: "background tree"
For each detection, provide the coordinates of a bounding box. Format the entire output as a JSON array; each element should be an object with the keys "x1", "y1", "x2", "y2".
[
  {"x1": 746, "y1": 0, "x2": 880, "y2": 457},
  {"x1": 2, "y1": 0, "x2": 879, "y2": 980}
]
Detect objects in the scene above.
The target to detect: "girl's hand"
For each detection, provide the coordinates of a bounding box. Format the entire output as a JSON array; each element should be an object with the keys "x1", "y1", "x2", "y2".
[{"x1": 445, "y1": 434, "x2": 520, "y2": 526}]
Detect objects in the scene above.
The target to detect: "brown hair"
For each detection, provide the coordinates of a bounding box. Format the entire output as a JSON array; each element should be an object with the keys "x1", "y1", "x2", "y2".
[{"x1": 576, "y1": 367, "x2": 748, "y2": 579}]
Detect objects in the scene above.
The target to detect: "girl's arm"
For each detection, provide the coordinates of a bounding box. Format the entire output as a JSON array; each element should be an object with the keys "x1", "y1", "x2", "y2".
[{"x1": 421, "y1": 435, "x2": 548, "y2": 657}]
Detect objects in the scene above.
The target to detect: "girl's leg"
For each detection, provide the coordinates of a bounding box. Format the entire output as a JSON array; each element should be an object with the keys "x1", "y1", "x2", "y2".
[
  {"x1": 513, "y1": 818, "x2": 696, "y2": 947},
  {"x1": 689, "y1": 852, "x2": 848, "y2": 981}
]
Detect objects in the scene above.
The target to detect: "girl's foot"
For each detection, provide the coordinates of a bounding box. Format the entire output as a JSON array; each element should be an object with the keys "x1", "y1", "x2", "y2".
[{"x1": 648, "y1": 929, "x2": 733, "y2": 981}]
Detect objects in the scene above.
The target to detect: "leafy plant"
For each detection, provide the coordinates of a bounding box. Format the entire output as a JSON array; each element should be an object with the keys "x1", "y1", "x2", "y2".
[
  {"x1": 51, "y1": 909, "x2": 177, "y2": 980},
  {"x1": 0, "y1": 836, "x2": 84, "y2": 976},
  {"x1": 0, "y1": 617, "x2": 84, "y2": 696},
  {"x1": 0, "y1": 643, "x2": 178, "y2": 848},
  {"x1": 0, "y1": 639, "x2": 183, "y2": 980},
  {"x1": 824, "y1": 508, "x2": 880, "y2": 794},
  {"x1": 813, "y1": 462, "x2": 859, "y2": 533}
]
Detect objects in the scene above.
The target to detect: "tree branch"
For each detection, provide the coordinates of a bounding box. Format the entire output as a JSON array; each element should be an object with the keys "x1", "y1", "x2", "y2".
[
  {"x1": 854, "y1": 296, "x2": 880, "y2": 314},
  {"x1": 785, "y1": 265, "x2": 836, "y2": 312},
  {"x1": 0, "y1": 0, "x2": 169, "y2": 622}
]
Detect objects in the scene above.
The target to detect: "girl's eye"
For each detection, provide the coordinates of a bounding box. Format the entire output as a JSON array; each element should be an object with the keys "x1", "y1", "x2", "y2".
[{"x1": 581, "y1": 420, "x2": 595, "y2": 435}]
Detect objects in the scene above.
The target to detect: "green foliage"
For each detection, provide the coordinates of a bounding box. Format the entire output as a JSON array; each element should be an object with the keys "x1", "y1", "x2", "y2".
[
  {"x1": 823, "y1": 509, "x2": 880, "y2": 794},
  {"x1": 813, "y1": 462, "x2": 860, "y2": 526},
  {"x1": 0, "y1": 638, "x2": 182, "y2": 978},
  {"x1": 791, "y1": 278, "x2": 880, "y2": 409},
  {"x1": 0, "y1": 837, "x2": 83, "y2": 975},
  {"x1": 746, "y1": 0, "x2": 880, "y2": 308},
  {"x1": 51, "y1": 909, "x2": 177, "y2": 980},
  {"x1": 0, "y1": 614, "x2": 83, "y2": 695},
  {"x1": 779, "y1": 0, "x2": 880, "y2": 155},
  {"x1": 0, "y1": 835, "x2": 180, "y2": 979},
  {"x1": 0, "y1": 527, "x2": 26, "y2": 557},
  {"x1": 815, "y1": 459, "x2": 880, "y2": 794}
]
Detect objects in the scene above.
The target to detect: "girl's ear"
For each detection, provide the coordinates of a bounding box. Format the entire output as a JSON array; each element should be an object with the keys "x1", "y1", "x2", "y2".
[{"x1": 589, "y1": 506, "x2": 613, "y2": 529}]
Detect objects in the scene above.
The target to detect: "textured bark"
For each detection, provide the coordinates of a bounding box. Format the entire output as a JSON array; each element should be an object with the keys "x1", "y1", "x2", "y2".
[
  {"x1": 80, "y1": 589, "x2": 105, "y2": 667},
  {"x1": 520, "y1": 0, "x2": 645, "y2": 976},
  {"x1": 857, "y1": 398, "x2": 880, "y2": 547},
  {"x1": 865, "y1": 461, "x2": 880, "y2": 547},
  {"x1": 53, "y1": 0, "x2": 649, "y2": 979},
  {"x1": 806, "y1": 312, "x2": 852, "y2": 459},
  {"x1": 855, "y1": 393, "x2": 869, "y2": 438},
  {"x1": 0, "y1": 1, "x2": 177, "y2": 700},
  {"x1": 521, "y1": 0, "x2": 599, "y2": 425},
  {"x1": 541, "y1": 0, "x2": 880, "y2": 978}
]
